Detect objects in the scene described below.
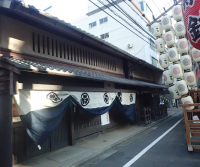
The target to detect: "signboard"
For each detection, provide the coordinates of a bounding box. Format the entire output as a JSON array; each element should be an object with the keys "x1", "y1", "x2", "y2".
[
  {"x1": 101, "y1": 112, "x2": 110, "y2": 126},
  {"x1": 196, "y1": 67, "x2": 200, "y2": 87}
]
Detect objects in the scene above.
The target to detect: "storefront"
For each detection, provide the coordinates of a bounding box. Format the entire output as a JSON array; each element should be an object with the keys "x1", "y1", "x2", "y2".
[{"x1": 0, "y1": 2, "x2": 166, "y2": 166}]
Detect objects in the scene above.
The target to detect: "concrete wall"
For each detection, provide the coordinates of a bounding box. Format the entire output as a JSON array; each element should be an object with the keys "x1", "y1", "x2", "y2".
[
  {"x1": 73, "y1": 0, "x2": 158, "y2": 66},
  {"x1": 0, "y1": 0, "x2": 12, "y2": 8}
]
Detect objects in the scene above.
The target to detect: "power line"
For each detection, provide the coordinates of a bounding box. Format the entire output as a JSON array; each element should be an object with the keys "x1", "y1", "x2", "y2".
[
  {"x1": 151, "y1": 0, "x2": 162, "y2": 14},
  {"x1": 148, "y1": 0, "x2": 181, "y2": 26},
  {"x1": 122, "y1": 0, "x2": 148, "y2": 24},
  {"x1": 134, "y1": 43, "x2": 147, "y2": 56},
  {"x1": 89, "y1": 0, "x2": 152, "y2": 45},
  {"x1": 107, "y1": 0, "x2": 155, "y2": 40},
  {"x1": 94, "y1": 0, "x2": 151, "y2": 44}
]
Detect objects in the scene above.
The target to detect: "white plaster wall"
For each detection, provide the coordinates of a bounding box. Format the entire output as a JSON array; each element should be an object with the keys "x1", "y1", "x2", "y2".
[{"x1": 73, "y1": 0, "x2": 158, "y2": 65}]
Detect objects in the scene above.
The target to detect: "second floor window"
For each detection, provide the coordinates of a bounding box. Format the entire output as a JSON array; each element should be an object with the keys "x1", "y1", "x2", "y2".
[
  {"x1": 89, "y1": 21, "x2": 96, "y2": 28},
  {"x1": 152, "y1": 57, "x2": 158, "y2": 67},
  {"x1": 99, "y1": 17, "x2": 108, "y2": 24},
  {"x1": 149, "y1": 39, "x2": 156, "y2": 52},
  {"x1": 140, "y1": 1, "x2": 144, "y2": 11},
  {"x1": 100, "y1": 33, "x2": 109, "y2": 39}
]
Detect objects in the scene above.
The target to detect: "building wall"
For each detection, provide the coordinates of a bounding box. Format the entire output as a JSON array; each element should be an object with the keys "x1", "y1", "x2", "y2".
[
  {"x1": 73, "y1": 0, "x2": 158, "y2": 66},
  {"x1": 0, "y1": 15, "x2": 124, "y2": 75}
]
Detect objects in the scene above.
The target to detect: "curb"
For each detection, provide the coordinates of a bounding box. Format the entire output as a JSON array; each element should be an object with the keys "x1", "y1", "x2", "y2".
[{"x1": 72, "y1": 110, "x2": 181, "y2": 167}]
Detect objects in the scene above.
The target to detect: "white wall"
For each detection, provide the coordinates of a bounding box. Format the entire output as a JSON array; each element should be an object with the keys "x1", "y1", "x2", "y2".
[{"x1": 73, "y1": 0, "x2": 158, "y2": 65}]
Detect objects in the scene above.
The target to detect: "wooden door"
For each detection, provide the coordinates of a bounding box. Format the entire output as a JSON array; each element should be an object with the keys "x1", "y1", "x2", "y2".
[{"x1": 50, "y1": 107, "x2": 70, "y2": 151}]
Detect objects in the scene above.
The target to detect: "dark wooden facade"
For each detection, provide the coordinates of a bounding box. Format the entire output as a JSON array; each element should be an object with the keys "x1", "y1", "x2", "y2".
[{"x1": 0, "y1": 2, "x2": 165, "y2": 166}]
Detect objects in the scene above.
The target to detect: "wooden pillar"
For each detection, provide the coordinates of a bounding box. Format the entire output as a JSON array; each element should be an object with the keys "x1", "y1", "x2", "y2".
[
  {"x1": 0, "y1": 69, "x2": 13, "y2": 167},
  {"x1": 70, "y1": 102, "x2": 75, "y2": 145}
]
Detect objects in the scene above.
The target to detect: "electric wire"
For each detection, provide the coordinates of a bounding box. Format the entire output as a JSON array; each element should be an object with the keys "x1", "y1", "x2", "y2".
[
  {"x1": 151, "y1": 0, "x2": 162, "y2": 14},
  {"x1": 134, "y1": 43, "x2": 147, "y2": 56},
  {"x1": 95, "y1": 0, "x2": 152, "y2": 44},
  {"x1": 107, "y1": 0, "x2": 155, "y2": 40},
  {"x1": 98, "y1": 0, "x2": 152, "y2": 40},
  {"x1": 88, "y1": 0, "x2": 152, "y2": 45},
  {"x1": 122, "y1": 0, "x2": 148, "y2": 24}
]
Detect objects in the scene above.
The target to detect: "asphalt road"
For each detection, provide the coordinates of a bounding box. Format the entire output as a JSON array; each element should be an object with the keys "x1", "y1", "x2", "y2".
[{"x1": 80, "y1": 111, "x2": 200, "y2": 167}]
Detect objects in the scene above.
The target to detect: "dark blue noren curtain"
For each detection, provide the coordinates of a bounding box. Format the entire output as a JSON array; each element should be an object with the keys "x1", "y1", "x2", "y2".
[
  {"x1": 20, "y1": 97, "x2": 70, "y2": 146},
  {"x1": 71, "y1": 96, "x2": 116, "y2": 115},
  {"x1": 20, "y1": 96, "x2": 135, "y2": 146},
  {"x1": 116, "y1": 98, "x2": 135, "y2": 121}
]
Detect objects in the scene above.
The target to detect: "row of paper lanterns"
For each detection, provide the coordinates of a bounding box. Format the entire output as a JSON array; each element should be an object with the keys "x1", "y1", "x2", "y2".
[{"x1": 151, "y1": 4, "x2": 198, "y2": 110}]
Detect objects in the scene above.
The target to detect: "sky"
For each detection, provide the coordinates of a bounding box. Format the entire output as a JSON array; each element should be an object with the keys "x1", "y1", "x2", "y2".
[
  {"x1": 24, "y1": 0, "x2": 97, "y2": 23},
  {"x1": 23, "y1": 0, "x2": 175, "y2": 23}
]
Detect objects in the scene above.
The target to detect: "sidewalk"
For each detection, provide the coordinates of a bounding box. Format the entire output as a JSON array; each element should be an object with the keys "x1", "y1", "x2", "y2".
[{"x1": 14, "y1": 107, "x2": 182, "y2": 167}]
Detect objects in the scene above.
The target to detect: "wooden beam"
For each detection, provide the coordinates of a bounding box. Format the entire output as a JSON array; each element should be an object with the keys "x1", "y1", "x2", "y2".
[
  {"x1": 30, "y1": 84, "x2": 138, "y2": 92},
  {"x1": 0, "y1": 69, "x2": 12, "y2": 167},
  {"x1": 0, "y1": 62, "x2": 20, "y2": 74}
]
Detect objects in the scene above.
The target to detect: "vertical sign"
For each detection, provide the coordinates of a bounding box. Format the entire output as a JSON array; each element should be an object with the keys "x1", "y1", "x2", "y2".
[{"x1": 101, "y1": 112, "x2": 110, "y2": 126}]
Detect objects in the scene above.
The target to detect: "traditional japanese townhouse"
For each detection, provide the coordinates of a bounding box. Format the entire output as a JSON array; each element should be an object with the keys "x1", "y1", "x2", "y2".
[{"x1": 0, "y1": 1, "x2": 166, "y2": 166}]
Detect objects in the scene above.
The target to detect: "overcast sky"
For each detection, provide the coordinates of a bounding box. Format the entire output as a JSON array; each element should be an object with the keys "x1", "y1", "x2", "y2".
[{"x1": 23, "y1": 0, "x2": 174, "y2": 23}]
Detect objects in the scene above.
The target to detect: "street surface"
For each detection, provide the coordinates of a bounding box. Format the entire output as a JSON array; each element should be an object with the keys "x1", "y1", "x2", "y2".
[{"x1": 80, "y1": 110, "x2": 200, "y2": 167}]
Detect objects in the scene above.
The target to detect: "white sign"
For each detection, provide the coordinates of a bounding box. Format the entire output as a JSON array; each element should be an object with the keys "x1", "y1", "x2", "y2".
[{"x1": 101, "y1": 112, "x2": 110, "y2": 126}]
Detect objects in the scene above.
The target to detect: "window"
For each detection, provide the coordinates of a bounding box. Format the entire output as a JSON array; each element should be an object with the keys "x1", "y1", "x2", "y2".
[
  {"x1": 149, "y1": 39, "x2": 156, "y2": 52},
  {"x1": 140, "y1": 1, "x2": 144, "y2": 11},
  {"x1": 99, "y1": 17, "x2": 108, "y2": 24},
  {"x1": 89, "y1": 21, "x2": 96, "y2": 28},
  {"x1": 100, "y1": 33, "x2": 109, "y2": 39},
  {"x1": 152, "y1": 57, "x2": 158, "y2": 67}
]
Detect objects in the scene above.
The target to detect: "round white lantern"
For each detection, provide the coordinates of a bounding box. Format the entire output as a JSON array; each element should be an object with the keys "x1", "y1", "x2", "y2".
[
  {"x1": 164, "y1": 31, "x2": 175, "y2": 47},
  {"x1": 155, "y1": 38, "x2": 165, "y2": 53},
  {"x1": 176, "y1": 80, "x2": 188, "y2": 95},
  {"x1": 174, "y1": 21, "x2": 186, "y2": 38},
  {"x1": 171, "y1": 64, "x2": 183, "y2": 79},
  {"x1": 180, "y1": 55, "x2": 192, "y2": 70},
  {"x1": 168, "y1": 47, "x2": 179, "y2": 62},
  {"x1": 151, "y1": 22, "x2": 163, "y2": 37},
  {"x1": 172, "y1": 5, "x2": 183, "y2": 21},
  {"x1": 181, "y1": 96, "x2": 194, "y2": 110},
  {"x1": 177, "y1": 38, "x2": 188, "y2": 54},
  {"x1": 192, "y1": 48, "x2": 200, "y2": 62},
  {"x1": 161, "y1": 15, "x2": 172, "y2": 31},
  {"x1": 163, "y1": 69, "x2": 174, "y2": 85},
  {"x1": 184, "y1": 71, "x2": 197, "y2": 87},
  {"x1": 168, "y1": 85, "x2": 181, "y2": 99},
  {"x1": 159, "y1": 53, "x2": 169, "y2": 69}
]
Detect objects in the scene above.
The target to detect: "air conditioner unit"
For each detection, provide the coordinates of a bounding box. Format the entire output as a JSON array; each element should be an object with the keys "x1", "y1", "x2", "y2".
[{"x1": 127, "y1": 43, "x2": 133, "y2": 48}]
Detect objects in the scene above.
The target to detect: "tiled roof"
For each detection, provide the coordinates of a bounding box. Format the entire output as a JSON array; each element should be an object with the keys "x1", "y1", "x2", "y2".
[
  {"x1": 7, "y1": 0, "x2": 163, "y2": 72},
  {"x1": 0, "y1": 56, "x2": 167, "y2": 89}
]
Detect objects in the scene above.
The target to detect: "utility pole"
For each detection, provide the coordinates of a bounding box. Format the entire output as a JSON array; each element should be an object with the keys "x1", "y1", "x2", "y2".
[{"x1": 128, "y1": 0, "x2": 151, "y2": 23}]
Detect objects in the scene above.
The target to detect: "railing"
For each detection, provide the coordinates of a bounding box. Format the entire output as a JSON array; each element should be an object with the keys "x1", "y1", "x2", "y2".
[{"x1": 135, "y1": 105, "x2": 168, "y2": 126}]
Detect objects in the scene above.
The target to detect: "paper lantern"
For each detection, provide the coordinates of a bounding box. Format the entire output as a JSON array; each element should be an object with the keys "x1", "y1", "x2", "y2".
[
  {"x1": 163, "y1": 69, "x2": 174, "y2": 85},
  {"x1": 181, "y1": 96, "x2": 194, "y2": 110},
  {"x1": 155, "y1": 38, "x2": 165, "y2": 53},
  {"x1": 171, "y1": 64, "x2": 183, "y2": 79},
  {"x1": 177, "y1": 38, "x2": 188, "y2": 54},
  {"x1": 151, "y1": 22, "x2": 163, "y2": 37},
  {"x1": 168, "y1": 47, "x2": 179, "y2": 62},
  {"x1": 159, "y1": 53, "x2": 169, "y2": 69},
  {"x1": 172, "y1": 5, "x2": 183, "y2": 21},
  {"x1": 182, "y1": 0, "x2": 200, "y2": 50},
  {"x1": 164, "y1": 31, "x2": 175, "y2": 47},
  {"x1": 192, "y1": 47, "x2": 200, "y2": 62},
  {"x1": 180, "y1": 55, "x2": 192, "y2": 70},
  {"x1": 168, "y1": 85, "x2": 181, "y2": 99},
  {"x1": 176, "y1": 80, "x2": 188, "y2": 95},
  {"x1": 174, "y1": 21, "x2": 186, "y2": 38},
  {"x1": 161, "y1": 15, "x2": 172, "y2": 31},
  {"x1": 184, "y1": 71, "x2": 197, "y2": 87}
]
